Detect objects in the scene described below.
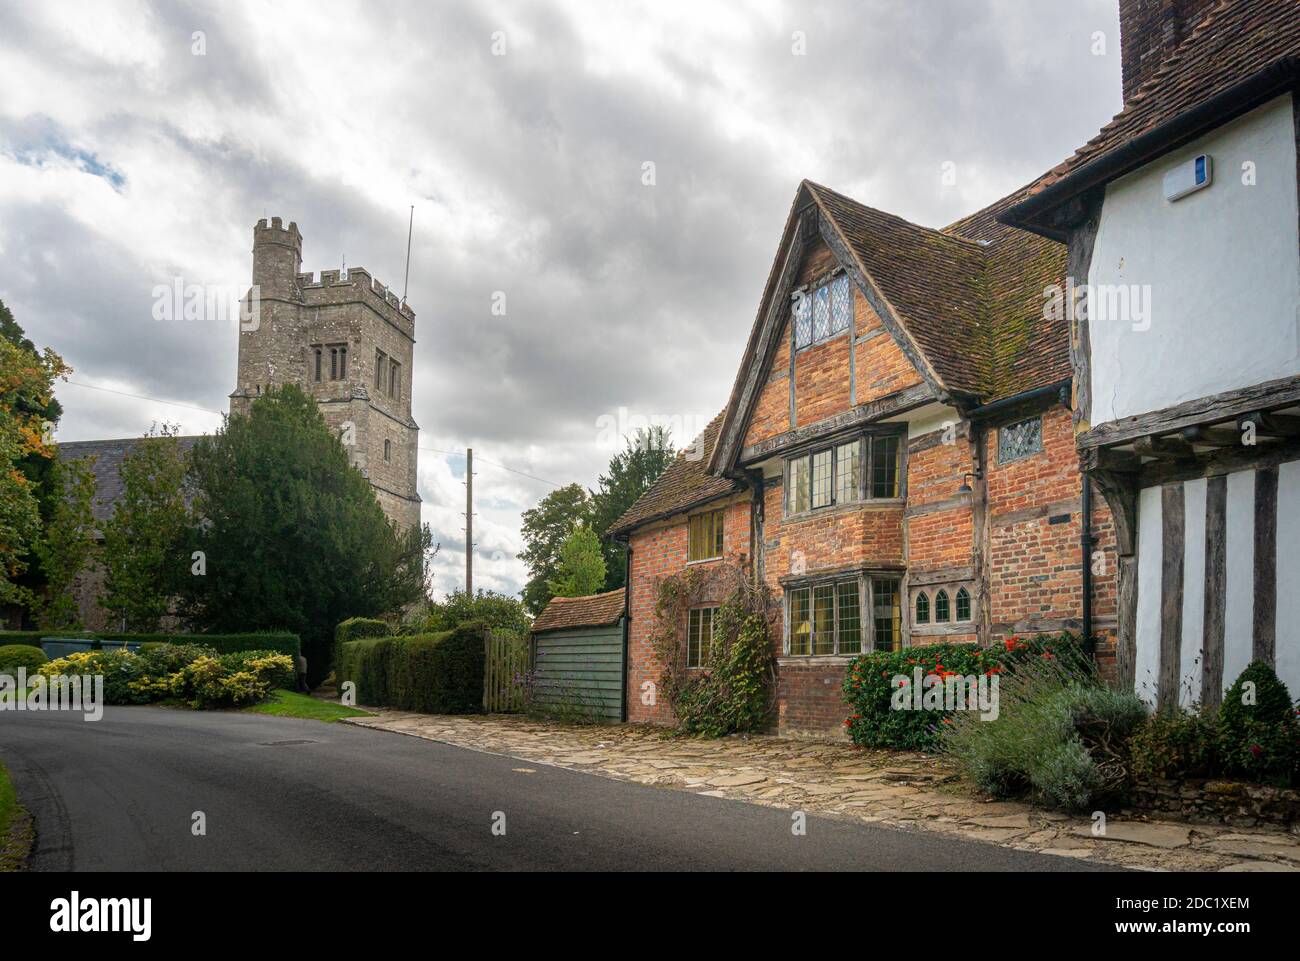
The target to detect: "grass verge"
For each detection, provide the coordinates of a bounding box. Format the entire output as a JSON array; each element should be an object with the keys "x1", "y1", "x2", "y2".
[
  {"x1": 244, "y1": 689, "x2": 372, "y2": 723},
  {"x1": 0, "y1": 762, "x2": 33, "y2": 872}
]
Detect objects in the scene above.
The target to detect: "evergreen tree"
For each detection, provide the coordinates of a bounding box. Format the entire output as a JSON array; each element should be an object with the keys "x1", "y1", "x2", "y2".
[
  {"x1": 518, "y1": 483, "x2": 591, "y2": 615},
  {"x1": 547, "y1": 525, "x2": 606, "y2": 598},
  {"x1": 31, "y1": 453, "x2": 97, "y2": 630},
  {"x1": 589, "y1": 427, "x2": 675, "y2": 590},
  {"x1": 177, "y1": 385, "x2": 433, "y2": 681}
]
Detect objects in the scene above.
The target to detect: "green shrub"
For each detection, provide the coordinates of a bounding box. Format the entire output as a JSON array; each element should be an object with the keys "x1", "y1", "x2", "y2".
[
  {"x1": 842, "y1": 633, "x2": 1088, "y2": 751},
  {"x1": 93, "y1": 632, "x2": 300, "y2": 658},
  {"x1": 668, "y1": 605, "x2": 773, "y2": 737},
  {"x1": 0, "y1": 644, "x2": 48, "y2": 673},
  {"x1": 0, "y1": 631, "x2": 49, "y2": 649},
  {"x1": 1130, "y1": 706, "x2": 1222, "y2": 780},
  {"x1": 333, "y1": 617, "x2": 389, "y2": 681},
  {"x1": 220, "y1": 650, "x2": 295, "y2": 690},
  {"x1": 942, "y1": 654, "x2": 1146, "y2": 811},
  {"x1": 339, "y1": 621, "x2": 486, "y2": 714},
  {"x1": 1217, "y1": 661, "x2": 1299, "y2": 784}
]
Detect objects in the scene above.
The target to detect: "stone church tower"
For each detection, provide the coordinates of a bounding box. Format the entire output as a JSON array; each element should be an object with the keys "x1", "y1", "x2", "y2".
[{"x1": 230, "y1": 217, "x2": 421, "y2": 529}]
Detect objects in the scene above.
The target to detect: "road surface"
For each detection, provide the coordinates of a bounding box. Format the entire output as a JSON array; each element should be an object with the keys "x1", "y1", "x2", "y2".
[{"x1": 0, "y1": 706, "x2": 1121, "y2": 871}]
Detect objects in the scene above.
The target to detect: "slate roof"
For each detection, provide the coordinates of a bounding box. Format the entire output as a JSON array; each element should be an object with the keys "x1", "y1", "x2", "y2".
[
  {"x1": 531, "y1": 588, "x2": 626, "y2": 633},
  {"x1": 56, "y1": 436, "x2": 201, "y2": 525},
  {"x1": 1005, "y1": 0, "x2": 1300, "y2": 233},
  {"x1": 606, "y1": 411, "x2": 741, "y2": 536}
]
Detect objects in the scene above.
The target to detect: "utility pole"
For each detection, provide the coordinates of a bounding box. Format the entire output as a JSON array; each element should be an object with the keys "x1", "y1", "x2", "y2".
[{"x1": 465, "y1": 447, "x2": 474, "y2": 595}]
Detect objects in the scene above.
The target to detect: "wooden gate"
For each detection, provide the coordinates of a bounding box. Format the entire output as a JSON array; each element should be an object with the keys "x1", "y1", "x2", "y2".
[{"x1": 482, "y1": 629, "x2": 529, "y2": 713}]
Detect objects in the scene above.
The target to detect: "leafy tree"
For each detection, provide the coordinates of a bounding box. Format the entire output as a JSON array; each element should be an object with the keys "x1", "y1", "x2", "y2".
[
  {"x1": 100, "y1": 424, "x2": 193, "y2": 632},
  {"x1": 0, "y1": 328, "x2": 69, "y2": 603},
  {"x1": 589, "y1": 427, "x2": 676, "y2": 591},
  {"x1": 30, "y1": 454, "x2": 97, "y2": 630},
  {"x1": 177, "y1": 385, "x2": 434, "y2": 683},
  {"x1": 547, "y1": 525, "x2": 606, "y2": 598},
  {"x1": 0, "y1": 300, "x2": 68, "y2": 612},
  {"x1": 518, "y1": 483, "x2": 591, "y2": 615},
  {"x1": 411, "y1": 588, "x2": 531, "y2": 636}
]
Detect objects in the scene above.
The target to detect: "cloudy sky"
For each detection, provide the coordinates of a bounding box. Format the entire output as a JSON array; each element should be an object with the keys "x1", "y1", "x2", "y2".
[{"x1": 0, "y1": 0, "x2": 1123, "y2": 599}]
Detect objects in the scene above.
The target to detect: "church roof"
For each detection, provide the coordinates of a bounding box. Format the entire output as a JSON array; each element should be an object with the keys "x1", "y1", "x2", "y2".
[{"x1": 55, "y1": 436, "x2": 201, "y2": 526}]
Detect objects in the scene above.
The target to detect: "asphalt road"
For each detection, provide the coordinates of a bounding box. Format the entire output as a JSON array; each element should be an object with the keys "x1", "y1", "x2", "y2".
[{"x1": 0, "y1": 706, "x2": 1121, "y2": 871}]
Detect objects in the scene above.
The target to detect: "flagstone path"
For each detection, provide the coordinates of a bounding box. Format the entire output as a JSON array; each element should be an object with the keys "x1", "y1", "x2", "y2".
[{"x1": 343, "y1": 711, "x2": 1300, "y2": 872}]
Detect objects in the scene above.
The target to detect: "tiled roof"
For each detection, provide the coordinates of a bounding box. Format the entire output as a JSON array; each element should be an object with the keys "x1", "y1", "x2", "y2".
[
  {"x1": 809, "y1": 181, "x2": 1070, "y2": 403},
  {"x1": 606, "y1": 411, "x2": 741, "y2": 536},
  {"x1": 531, "y1": 588, "x2": 626, "y2": 633},
  {"x1": 56, "y1": 436, "x2": 201, "y2": 525},
  {"x1": 1005, "y1": 0, "x2": 1300, "y2": 231}
]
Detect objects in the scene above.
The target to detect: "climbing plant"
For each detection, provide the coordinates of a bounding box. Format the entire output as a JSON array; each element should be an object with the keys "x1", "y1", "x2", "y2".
[{"x1": 649, "y1": 562, "x2": 776, "y2": 737}]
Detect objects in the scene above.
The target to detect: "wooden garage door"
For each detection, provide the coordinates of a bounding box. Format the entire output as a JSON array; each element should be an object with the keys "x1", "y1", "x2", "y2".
[{"x1": 531, "y1": 621, "x2": 624, "y2": 722}]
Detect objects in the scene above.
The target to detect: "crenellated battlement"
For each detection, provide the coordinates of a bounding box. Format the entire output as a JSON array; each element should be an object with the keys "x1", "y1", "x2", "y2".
[
  {"x1": 293, "y1": 267, "x2": 416, "y2": 322},
  {"x1": 253, "y1": 216, "x2": 302, "y2": 250}
]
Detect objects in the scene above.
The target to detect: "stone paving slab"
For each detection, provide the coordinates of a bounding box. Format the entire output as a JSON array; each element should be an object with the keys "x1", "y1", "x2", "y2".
[{"x1": 343, "y1": 711, "x2": 1300, "y2": 872}]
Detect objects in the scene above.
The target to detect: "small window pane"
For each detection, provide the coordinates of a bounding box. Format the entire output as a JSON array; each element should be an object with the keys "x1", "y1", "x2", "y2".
[
  {"x1": 956, "y1": 587, "x2": 971, "y2": 621},
  {"x1": 870, "y1": 435, "x2": 900, "y2": 498},
  {"x1": 830, "y1": 275, "x2": 851, "y2": 333},
  {"x1": 811, "y1": 449, "x2": 833, "y2": 509},
  {"x1": 688, "y1": 511, "x2": 723, "y2": 562},
  {"x1": 688, "y1": 608, "x2": 716, "y2": 668},
  {"x1": 835, "y1": 441, "x2": 860, "y2": 504},
  {"x1": 339, "y1": 346, "x2": 347, "y2": 378},
  {"x1": 314, "y1": 349, "x2": 322, "y2": 382},
  {"x1": 789, "y1": 589, "x2": 811, "y2": 656},
  {"x1": 812, "y1": 585, "x2": 835, "y2": 655},
  {"x1": 811, "y1": 284, "x2": 831, "y2": 341},
  {"x1": 935, "y1": 590, "x2": 950, "y2": 623},
  {"x1": 999, "y1": 416, "x2": 1043, "y2": 464},
  {"x1": 837, "y1": 582, "x2": 861, "y2": 654},
  {"x1": 872, "y1": 580, "x2": 900, "y2": 651},
  {"x1": 788, "y1": 456, "x2": 810, "y2": 514},
  {"x1": 915, "y1": 592, "x2": 930, "y2": 624},
  {"x1": 793, "y1": 293, "x2": 812, "y2": 348}
]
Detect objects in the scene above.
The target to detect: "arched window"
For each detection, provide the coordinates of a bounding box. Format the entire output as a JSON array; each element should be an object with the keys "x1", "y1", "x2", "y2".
[
  {"x1": 935, "y1": 590, "x2": 950, "y2": 623},
  {"x1": 330, "y1": 347, "x2": 339, "y2": 380},
  {"x1": 339, "y1": 345, "x2": 347, "y2": 377},
  {"x1": 313, "y1": 348, "x2": 322, "y2": 382},
  {"x1": 956, "y1": 587, "x2": 971, "y2": 621},
  {"x1": 383, "y1": 439, "x2": 392, "y2": 462},
  {"x1": 915, "y1": 592, "x2": 930, "y2": 624}
]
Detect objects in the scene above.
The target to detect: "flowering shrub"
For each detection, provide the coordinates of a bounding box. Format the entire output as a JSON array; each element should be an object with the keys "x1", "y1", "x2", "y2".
[
  {"x1": 842, "y1": 633, "x2": 1084, "y2": 752},
  {"x1": 40, "y1": 645, "x2": 292, "y2": 709}
]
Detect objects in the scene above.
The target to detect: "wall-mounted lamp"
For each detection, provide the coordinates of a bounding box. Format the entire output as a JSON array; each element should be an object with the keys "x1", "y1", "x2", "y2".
[{"x1": 957, "y1": 470, "x2": 981, "y2": 495}]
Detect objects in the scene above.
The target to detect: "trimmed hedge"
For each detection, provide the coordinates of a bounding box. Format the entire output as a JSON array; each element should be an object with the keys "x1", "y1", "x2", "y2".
[
  {"x1": 333, "y1": 617, "x2": 389, "y2": 681},
  {"x1": 93, "y1": 633, "x2": 300, "y2": 658},
  {"x1": 0, "y1": 631, "x2": 56, "y2": 649},
  {"x1": 0, "y1": 644, "x2": 49, "y2": 672},
  {"x1": 339, "y1": 621, "x2": 485, "y2": 714},
  {"x1": 843, "y1": 633, "x2": 1088, "y2": 751}
]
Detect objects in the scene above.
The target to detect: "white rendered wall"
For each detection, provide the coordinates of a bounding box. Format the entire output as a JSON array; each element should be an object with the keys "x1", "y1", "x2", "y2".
[
  {"x1": 1179, "y1": 478, "x2": 1207, "y2": 708},
  {"x1": 1135, "y1": 485, "x2": 1163, "y2": 706},
  {"x1": 1089, "y1": 95, "x2": 1300, "y2": 426},
  {"x1": 1276, "y1": 461, "x2": 1300, "y2": 696}
]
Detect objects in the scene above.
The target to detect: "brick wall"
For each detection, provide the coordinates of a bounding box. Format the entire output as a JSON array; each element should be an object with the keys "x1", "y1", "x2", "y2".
[{"x1": 625, "y1": 498, "x2": 752, "y2": 725}]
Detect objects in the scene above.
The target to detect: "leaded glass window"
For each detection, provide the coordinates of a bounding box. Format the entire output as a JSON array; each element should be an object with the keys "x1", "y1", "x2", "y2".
[
  {"x1": 837, "y1": 582, "x2": 861, "y2": 654},
  {"x1": 999, "y1": 416, "x2": 1043, "y2": 464},
  {"x1": 812, "y1": 284, "x2": 831, "y2": 342},
  {"x1": 688, "y1": 510, "x2": 724, "y2": 562},
  {"x1": 793, "y1": 292, "x2": 812, "y2": 349},
  {"x1": 788, "y1": 456, "x2": 810, "y2": 514},
  {"x1": 788, "y1": 588, "x2": 811, "y2": 656},
  {"x1": 834, "y1": 440, "x2": 860, "y2": 504},
  {"x1": 830, "y1": 274, "x2": 851, "y2": 333},
  {"x1": 935, "y1": 589, "x2": 950, "y2": 623},
  {"x1": 956, "y1": 587, "x2": 971, "y2": 621},
  {"x1": 870, "y1": 435, "x2": 900, "y2": 498},
  {"x1": 873, "y1": 579, "x2": 901, "y2": 651},
  {"x1": 687, "y1": 607, "x2": 717, "y2": 668},
  {"x1": 812, "y1": 585, "x2": 835, "y2": 655},
  {"x1": 811, "y1": 448, "x2": 833, "y2": 509},
  {"x1": 915, "y1": 592, "x2": 930, "y2": 624}
]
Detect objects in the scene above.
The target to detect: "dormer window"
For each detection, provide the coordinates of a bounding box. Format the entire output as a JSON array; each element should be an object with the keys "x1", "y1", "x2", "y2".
[{"x1": 793, "y1": 274, "x2": 852, "y2": 349}]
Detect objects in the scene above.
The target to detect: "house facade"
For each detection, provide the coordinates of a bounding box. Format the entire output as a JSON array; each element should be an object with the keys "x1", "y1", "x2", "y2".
[
  {"x1": 610, "y1": 0, "x2": 1298, "y2": 739},
  {"x1": 610, "y1": 181, "x2": 1121, "y2": 738},
  {"x1": 1002, "y1": 0, "x2": 1300, "y2": 708}
]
